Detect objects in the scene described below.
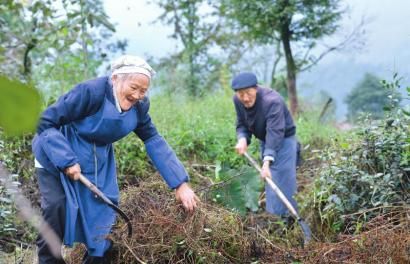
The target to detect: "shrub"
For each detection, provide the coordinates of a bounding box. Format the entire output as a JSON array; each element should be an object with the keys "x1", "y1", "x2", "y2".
[{"x1": 308, "y1": 77, "x2": 410, "y2": 236}]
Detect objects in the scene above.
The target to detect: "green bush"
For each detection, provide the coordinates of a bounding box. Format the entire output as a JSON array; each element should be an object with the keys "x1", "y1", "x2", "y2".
[
  {"x1": 114, "y1": 134, "x2": 153, "y2": 186},
  {"x1": 0, "y1": 178, "x2": 17, "y2": 243},
  {"x1": 308, "y1": 77, "x2": 410, "y2": 236},
  {"x1": 0, "y1": 132, "x2": 36, "y2": 242}
]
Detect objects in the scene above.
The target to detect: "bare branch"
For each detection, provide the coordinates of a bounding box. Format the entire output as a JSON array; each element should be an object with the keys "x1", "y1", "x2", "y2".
[
  {"x1": 271, "y1": 39, "x2": 283, "y2": 87},
  {"x1": 171, "y1": 1, "x2": 187, "y2": 47},
  {"x1": 300, "y1": 18, "x2": 367, "y2": 72}
]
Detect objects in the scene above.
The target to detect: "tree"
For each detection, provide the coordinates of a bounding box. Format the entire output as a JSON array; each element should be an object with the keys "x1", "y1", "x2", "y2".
[
  {"x1": 221, "y1": 0, "x2": 359, "y2": 116},
  {"x1": 0, "y1": 0, "x2": 123, "y2": 86},
  {"x1": 154, "y1": 0, "x2": 212, "y2": 96},
  {"x1": 345, "y1": 73, "x2": 401, "y2": 121},
  {"x1": 155, "y1": 0, "x2": 247, "y2": 97}
]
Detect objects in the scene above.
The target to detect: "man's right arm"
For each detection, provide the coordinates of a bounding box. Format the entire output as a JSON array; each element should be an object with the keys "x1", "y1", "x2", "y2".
[{"x1": 233, "y1": 97, "x2": 252, "y2": 154}]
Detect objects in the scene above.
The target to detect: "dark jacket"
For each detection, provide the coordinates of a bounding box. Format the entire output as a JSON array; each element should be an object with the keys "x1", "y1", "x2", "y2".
[{"x1": 233, "y1": 86, "x2": 296, "y2": 160}]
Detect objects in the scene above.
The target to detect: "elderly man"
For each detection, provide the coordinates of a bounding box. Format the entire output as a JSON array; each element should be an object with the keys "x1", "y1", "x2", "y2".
[
  {"x1": 232, "y1": 72, "x2": 298, "y2": 221},
  {"x1": 32, "y1": 55, "x2": 199, "y2": 263}
]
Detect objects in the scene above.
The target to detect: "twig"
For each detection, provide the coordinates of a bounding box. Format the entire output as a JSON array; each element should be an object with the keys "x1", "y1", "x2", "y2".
[
  {"x1": 190, "y1": 166, "x2": 214, "y2": 185},
  {"x1": 123, "y1": 240, "x2": 147, "y2": 264},
  {"x1": 191, "y1": 164, "x2": 216, "y2": 170},
  {"x1": 255, "y1": 225, "x2": 288, "y2": 253},
  {"x1": 341, "y1": 205, "x2": 409, "y2": 218},
  {"x1": 323, "y1": 247, "x2": 335, "y2": 257},
  {"x1": 195, "y1": 171, "x2": 249, "y2": 193},
  {"x1": 0, "y1": 238, "x2": 34, "y2": 248}
]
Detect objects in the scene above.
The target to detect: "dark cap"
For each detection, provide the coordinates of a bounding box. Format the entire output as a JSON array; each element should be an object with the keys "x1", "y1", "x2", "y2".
[{"x1": 231, "y1": 72, "x2": 258, "y2": 91}]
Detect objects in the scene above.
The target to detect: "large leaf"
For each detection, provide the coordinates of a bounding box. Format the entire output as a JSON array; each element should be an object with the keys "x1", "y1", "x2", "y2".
[
  {"x1": 0, "y1": 76, "x2": 41, "y2": 136},
  {"x1": 212, "y1": 165, "x2": 262, "y2": 216},
  {"x1": 238, "y1": 167, "x2": 262, "y2": 212},
  {"x1": 214, "y1": 179, "x2": 247, "y2": 216}
]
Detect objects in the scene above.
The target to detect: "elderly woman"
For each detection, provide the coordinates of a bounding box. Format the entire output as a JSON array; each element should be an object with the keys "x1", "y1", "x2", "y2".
[{"x1": 32, "y1": 55, "x2": 199, "y2": 263}]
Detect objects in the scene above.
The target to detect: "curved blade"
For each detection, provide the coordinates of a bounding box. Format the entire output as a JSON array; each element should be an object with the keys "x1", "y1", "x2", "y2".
[
  {"x1": 106, "y1": 202, "x2": 133, "y2": 238},
  {"x1": 79, "y1": 174, "x2": 133, "y2": 238}
]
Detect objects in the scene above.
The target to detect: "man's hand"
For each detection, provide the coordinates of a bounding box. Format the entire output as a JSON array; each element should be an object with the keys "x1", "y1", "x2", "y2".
[
  {"x1": 261, "y1": 160, "x2": 272, "y2": 180},
  {"x1": 64, "y1": 163, "x2": 81, "y2": 181},
  {"x1": 175, "y1": 182, "x2": 199, "y2": 213},
  {"x1": 235, "y1": 138, "x2": 248, "y2": 155}
]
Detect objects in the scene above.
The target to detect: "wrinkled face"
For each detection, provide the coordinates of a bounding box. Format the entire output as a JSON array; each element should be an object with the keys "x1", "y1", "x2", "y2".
[
  {"x1": 236, "y1": 87, "x2": 257, "y2": 108},
  {"x1": 112, "y1": 73, "x2": 150, "y2": 111}
]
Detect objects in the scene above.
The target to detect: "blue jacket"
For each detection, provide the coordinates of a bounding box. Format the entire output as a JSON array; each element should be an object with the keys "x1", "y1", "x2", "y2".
[{"x1": 32, "y1": 76, "x2": 188, "y2": 256}]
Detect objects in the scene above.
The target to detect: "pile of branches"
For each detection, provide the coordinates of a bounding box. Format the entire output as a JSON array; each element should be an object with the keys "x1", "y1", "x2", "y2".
[
  {"x1": 68, "y1": 177, "x2": 410, "y2": 264},
  {"x1": 70, "y1": 176, "x2": 253, "y2": 263}
]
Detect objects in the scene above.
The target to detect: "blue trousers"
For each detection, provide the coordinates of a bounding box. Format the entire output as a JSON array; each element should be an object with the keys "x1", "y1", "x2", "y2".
[
  {"x1": 36, "y1": 168, "x2": 66, "y2": 264},
  {"x1": 36, "y1": 168, "x2": 110, "y2": 264},
  {"x1": 260, "y1": 136, "x2": 298, "y2": 216}
]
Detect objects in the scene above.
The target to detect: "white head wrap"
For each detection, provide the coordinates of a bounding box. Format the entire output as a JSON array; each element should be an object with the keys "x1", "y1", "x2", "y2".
[{"x1": 110, "y1": 55, "x2": 155, "y2": 80}]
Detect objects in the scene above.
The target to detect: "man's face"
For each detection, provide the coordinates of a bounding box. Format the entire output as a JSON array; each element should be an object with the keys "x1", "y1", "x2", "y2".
[
  {"x1": 236, "y1": 87, "x2": 257, "y2": 108},
  {"x1": 112, "y1": 73, "x2": 150, "y2": 111}
]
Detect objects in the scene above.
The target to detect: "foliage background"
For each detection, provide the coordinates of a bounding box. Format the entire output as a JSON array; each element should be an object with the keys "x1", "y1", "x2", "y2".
[{"x1": 1, "y1": 0, "x2": 410, "y2": 262}]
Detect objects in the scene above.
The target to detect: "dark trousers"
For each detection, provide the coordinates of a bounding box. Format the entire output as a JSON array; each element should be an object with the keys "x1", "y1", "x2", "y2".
[
  {"x1": 36, "y1": 168, "x2": 66, "y2": 264},
  {"x1": 36, "y1": 168, "x2": 111, "y2": 264}
]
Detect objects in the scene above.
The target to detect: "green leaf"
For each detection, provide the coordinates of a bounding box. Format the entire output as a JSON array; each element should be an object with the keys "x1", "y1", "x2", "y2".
[
  {"x1": 0, "y1": 76, "x2": 41, "y2": 136},
  {"x1": 239, "y1": 167, "x2": 262, "y2": 212},
  {"x1": 212, "y1": 166, "x2": 261, "y2": 215},
  {"x1": 340, "y1": 142, "x2": 350, "y2": 149},
  {"x1": 217, "y1": 179, "x2": 247, "y2": 216}
]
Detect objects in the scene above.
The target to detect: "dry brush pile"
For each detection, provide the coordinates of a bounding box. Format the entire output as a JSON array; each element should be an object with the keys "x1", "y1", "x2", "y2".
[
  {"x1": 67, "y1": 176, "x2": 410, "y2": 264},
  {"x1": 69, "y1": 176, "x2": 253, "y2": 263}
]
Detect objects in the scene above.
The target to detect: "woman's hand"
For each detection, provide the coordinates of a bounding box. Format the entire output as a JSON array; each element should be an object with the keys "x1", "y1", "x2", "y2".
[
  {"x1": 175, "y1": 182, "x2": 200, "y2": 212},
  {"x1": 64, "y1": 163, "x2": 81, "y2": 181},
  {"x1": 235, "y1": 138, "x2": 248, "y2": 155}
]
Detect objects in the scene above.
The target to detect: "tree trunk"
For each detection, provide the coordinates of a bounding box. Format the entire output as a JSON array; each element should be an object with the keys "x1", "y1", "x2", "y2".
[
  {"x1": 187, "y1": 2, "x2": 197, "y2": 97},
  {"x1": 23, "y1": 40, "x2": 35, "y2": 78},
  {"x1": 281, "y1": 24, "x2": 298, "y2": 117}
]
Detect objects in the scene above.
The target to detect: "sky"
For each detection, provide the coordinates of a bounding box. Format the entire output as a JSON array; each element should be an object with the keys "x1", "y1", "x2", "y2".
[
  {"x1": 103, "y1": 0, "x2": 410, "y2": 119},
  {"x1": 103, "y1": 0, "x2": 176, "y2": 57},
  {"x1": 321, "y1": 0, "x2": 410, "y2": 68},
  {"x1": 104, "y1": 0, "x2": 410, "y2": 64}
]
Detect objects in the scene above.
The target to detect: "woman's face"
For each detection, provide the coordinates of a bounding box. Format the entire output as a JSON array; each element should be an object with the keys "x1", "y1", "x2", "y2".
[{"x1": 112, "y1": 73, "x2": 150, "y2": 111}]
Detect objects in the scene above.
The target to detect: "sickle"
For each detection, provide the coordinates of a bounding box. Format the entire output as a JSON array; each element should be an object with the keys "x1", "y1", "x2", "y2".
[{"x1": 78, "y1": 173, "x2": 132, "y2": 238}]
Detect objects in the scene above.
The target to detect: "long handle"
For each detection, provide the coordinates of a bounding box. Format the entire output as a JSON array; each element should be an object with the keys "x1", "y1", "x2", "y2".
[
  {"x1": 244, "y1": 152, "x2": 312, "y2": 244},
  {"x1": 78, "y1": 174, "x2": 133, "y2": 238},
  {"x1": 79, "y1": 174, "x2": 114, "y2": 206},
  {"x1": 244, "y1": 152, "x2": 300, "y2": 219}
]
